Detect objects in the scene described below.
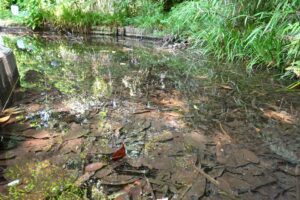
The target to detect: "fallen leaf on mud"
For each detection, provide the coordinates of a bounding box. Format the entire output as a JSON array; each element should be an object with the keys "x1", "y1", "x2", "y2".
[
  {"x1": 114, "y1": 192, "x2": 129, "y2": 200},
  {"x1": 112, "y1": 143, "x2": 126, "y2": 161},
  {"x1": 262, "y1": 109, "x2": 294, "y2": 124},
  {"x1": 124, "y1": 180, "x2": 143, "y2": 198},
  {"x1": 95, "y1": 161, "x2": 124, "y2": 179},
  {"x1": 242, "y1": 173, "x2": 277, "y2": 192},
  {"x1": 25, "y1": 103, "x2": 42, "y2": 113},
  {"x1": 88, "y1": 144, "x2": 114, "y2": 155},
  {"x1": 63, "y1": 123, "x2": 87, "y2": 141},
  {"x1": 102, "y1": 174, "x2": 137, "y2": 185},
  {"x1": 85, "y1": 162, "x2": 106, "y2": 172},
  {"x1": 258, "y1": 176, "x2": 294, "y2": 199},
  {"x1": 209, "y1": 167, "x2": 225, "y2": 178},
  {"x1": 171, "y1": 168, "x2": 197, "y2": 185},
  {"x1": 95, "y1": 166, "x2": 113, "y2": 179},
  {"x1": 216, "y1": 143, "x2": 259, "y2": 167},
  {"x1": 32, "y1": 132, "x2": 52, "y2": 139},
  {"x1": 217, "y1": 176, "x2": 238, "y2": 197},
  {"x1": 3, "y1": 107, "x2": 23, "y2": 115},
  {"x1": 126, "y1": 157, "x2": 144, "y2": 168},
  {"x1": 219, "y1": 85, "x2": 233, "y2": 90},
  {"x1": 22, "y1": 138, "x2": 54, "y2": 153},
  {"x1": 60, "y1": 138, "x2": 83, "y2": 154},
  {"x1": 75, "y1": 171, "x2": 95, "y2": 186},
  {"x1": 23, "y1": 129, "x2": 54, "y2": 139},
  {"x1": 146, "y1": 156, "x2": 174, "y2": 170},
  {"x1": 184, "y1": 175, "x2": 206, "y2": 199},
  {"x1": 1, "y1": 116, "x2": 22, "y2": 126},
  {"x1": 278, "y1": 164, "x2": 298, "y2": 176},
  {"x1": 226, "y1": 164, "x2": 264, "y2": 176},
  {"x1": 113, "y1": 180, "x2": 143, "y2": 200},
  {"x1": 239, "y1": 149, "x2": 260, "y2": 164},
  {"x1": 0, "y1": 115, "x2": 10, "y2": 123},
  {"x1": 183, "y1": 132, "x2": 207, "y2": 150}
]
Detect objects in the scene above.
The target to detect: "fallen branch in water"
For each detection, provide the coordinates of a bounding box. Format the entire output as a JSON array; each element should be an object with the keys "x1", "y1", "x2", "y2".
[
  {"x1": 133, "y1": 110, "x2": 151, "y2": 115},
  {"x1": 101, "y1": 178, "x2": 139, "y2": 186},
  {"x1": 179, "y1": 184, "x2": 192, "y2": 199},
  {"x1": 193, "y1": 166, "x2": 219, "y2": 186},
  {"x1": 145, "y1": 175, "x2": 156, "y2": 199},
  {"x1": 193, "y1": 166, "x2": 237, "y2": 200}
]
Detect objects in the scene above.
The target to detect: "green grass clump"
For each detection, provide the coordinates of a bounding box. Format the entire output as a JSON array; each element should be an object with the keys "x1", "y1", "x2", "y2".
[
  {"x1": 126, "y1": 0, "x2": 165, "y2": 30},
  {"x1": 165, "y1": 0, "x2": 300, "y2": 77}
]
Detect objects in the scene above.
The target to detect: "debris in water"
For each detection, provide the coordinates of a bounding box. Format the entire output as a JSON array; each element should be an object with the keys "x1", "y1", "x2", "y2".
[{"x1": 7, "y1": 179, "x2": 20, "y2": 187}]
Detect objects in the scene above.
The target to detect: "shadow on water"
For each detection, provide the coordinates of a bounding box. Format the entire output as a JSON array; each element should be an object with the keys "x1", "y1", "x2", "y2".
[{"x1": 0, "y1": 34, "x2": 299, "y2": 199}]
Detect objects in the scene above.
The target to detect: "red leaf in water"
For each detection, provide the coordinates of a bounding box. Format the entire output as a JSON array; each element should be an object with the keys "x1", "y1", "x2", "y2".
[{"x1": 112, "y1": 143, "x2": 126, "y2": 161}]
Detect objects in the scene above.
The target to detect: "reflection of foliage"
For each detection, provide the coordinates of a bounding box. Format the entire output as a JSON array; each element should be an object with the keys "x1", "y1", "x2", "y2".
[
  {"x1": 16, "y1": 0, "x2": 52, "y2": 29},
  {"x1": 3, "y1": 36, "x2": 97, "y2": 96},
  {"x1": 92, "y1": 77, "x2": 110, "y2": 97},
  {"x1": 3, "y1": 35, "x2": 205, "y2": 100}
]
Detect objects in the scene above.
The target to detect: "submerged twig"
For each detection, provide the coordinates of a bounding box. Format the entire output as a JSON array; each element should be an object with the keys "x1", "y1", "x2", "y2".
[
  {"x1": 193, "y1": 166, "x2": 219, "y2": 186},
  {"x1": 179, "y1": 184, "x2": 192, "y2": 199},
  {"x1": 194, "y1": 166, "x2": 237, "y2": 200},
  {"x1": 101, "y1": 178, "x2": 139, "y2": 186},
  {"x1": 145, "y1": 175, "x2": 156, "y2": 199},
  {"x1": 218, "y1": 122, "x2": 232, "y2": 142},
  {"x1": 133, "y1": 110, "x2": 151, "y2": 115}
]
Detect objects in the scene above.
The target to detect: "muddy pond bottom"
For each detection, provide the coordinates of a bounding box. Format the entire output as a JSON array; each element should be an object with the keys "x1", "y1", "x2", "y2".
[{"x1": 0, "y1": 35, "x2": 299, "y2": 199}]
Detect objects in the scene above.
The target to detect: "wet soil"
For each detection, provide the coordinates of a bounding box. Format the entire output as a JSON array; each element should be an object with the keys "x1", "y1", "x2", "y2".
[{"x1": 0, "y1": 34, "x2": 299, "y2": 199}]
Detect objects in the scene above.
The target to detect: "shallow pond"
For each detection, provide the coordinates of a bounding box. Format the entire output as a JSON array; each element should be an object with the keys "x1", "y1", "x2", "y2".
[{"x1": 0, "y1": 34, "x2": 299, "y2": 199}]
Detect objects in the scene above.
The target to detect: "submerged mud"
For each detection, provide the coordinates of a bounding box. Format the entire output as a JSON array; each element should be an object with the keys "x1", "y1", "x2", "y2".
[{"x1": 0, "y1": 35, "x2": 299, "y2": 199}]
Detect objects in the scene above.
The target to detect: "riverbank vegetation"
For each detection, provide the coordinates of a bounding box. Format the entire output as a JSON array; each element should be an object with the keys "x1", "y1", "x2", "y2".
[{"x1": 1, "y1": 0, "x2": 300, "y2": 85}]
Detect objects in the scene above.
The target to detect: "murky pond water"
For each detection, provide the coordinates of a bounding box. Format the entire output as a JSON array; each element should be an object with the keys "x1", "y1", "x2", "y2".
[{"x1": 0, "y1": 34, "x2": 299, "y2": 199}]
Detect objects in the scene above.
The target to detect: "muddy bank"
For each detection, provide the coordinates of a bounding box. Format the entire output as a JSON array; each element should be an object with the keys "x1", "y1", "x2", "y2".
[{"x1": 0, "y1": 35, "x2": 299, "y2": 199}]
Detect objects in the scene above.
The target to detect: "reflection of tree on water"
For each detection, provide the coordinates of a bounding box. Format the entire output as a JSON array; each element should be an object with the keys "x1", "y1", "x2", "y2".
[{"x1": 122, "y1": 68, "x2": 149, "y2": 97}]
